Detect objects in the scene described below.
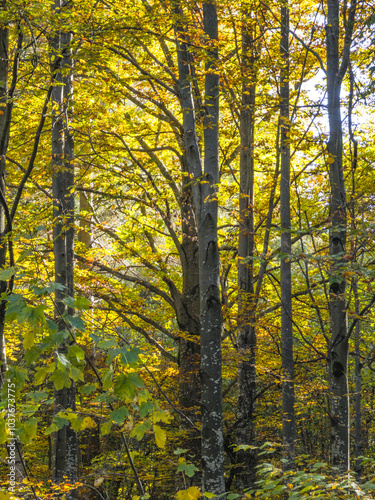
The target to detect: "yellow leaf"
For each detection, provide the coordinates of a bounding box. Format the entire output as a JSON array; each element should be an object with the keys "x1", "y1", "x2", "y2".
[
  {"x1": 154, "y1": 424, "x2": 166, "y2": 448},
  {"x1": 81, "y1": 417, "x2": 97, "y2": 430},
  {"x1": 0, "y1": 491, "x2": 13, "y2": 500},
  {"x1": 0, "y1": 419, "x2": 6, "y2": 444},
  {"x1": 175, "y1": 486, "x2": 201, "y2": 500},
  {"x1": 23, "y1": 329, "x2": 35, "y2": 350}
]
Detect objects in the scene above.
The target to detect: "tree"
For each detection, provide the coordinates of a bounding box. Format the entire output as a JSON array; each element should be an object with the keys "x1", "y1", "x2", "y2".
[
  {"x1": 50, "y1": 0, "x2": 77, "y2": 487},
  {"x1": 279, "y1": 0, "x2": 295, "y2": 469},
  {"x1": 236, "y1": 0, "x2": 259, "y2": 488},
  {"x1": 175, "y1": 0, "x2": 225, "y2": 492},
  {"x1": 326, "y1": 0, "x2": 357, "y2": 470}
]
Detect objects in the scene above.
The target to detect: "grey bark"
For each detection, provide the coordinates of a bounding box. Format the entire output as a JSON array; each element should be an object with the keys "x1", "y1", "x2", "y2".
[
  {"x1": 236, "y1": 6, "x2": 257, "y2": 488},
  {"x1": 177, "y1": 173, "x2": 201, "y2": 488},
  {"x1": 78, "y1": 191, "x2": 93, "y2": 247},
  {"x1": 51, "y1": 0, "x2": 77, "y2": 487},
  {"x1": 174, "y1": 1, "x2": 225, "y2": 494},
  {"x1": 349, "y1": 62, "x2": 362, "y2": 473},
  {"x1": 280, "y1": 1, "x2": 295, "y2": 468},
  {"x1": 0, "y1": 7, "x2": 28, "y2": 486},
  {"x1": 353, "y1": 278, "x2": 362, "y2": 472},
  {"x1": 0, "y1": 0, "x2": 9, "y2": 388},
  {"x1": 325, "y1": 0, "x2": 357, "y2": 470},
  {"x1": 200, "y1": 3, "x2": 224, "y2": 494}
]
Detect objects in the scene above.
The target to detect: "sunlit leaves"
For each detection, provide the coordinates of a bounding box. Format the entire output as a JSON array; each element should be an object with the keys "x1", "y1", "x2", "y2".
[{"x1": 176, "y1": 487, "x2": 202, "y2": 500}]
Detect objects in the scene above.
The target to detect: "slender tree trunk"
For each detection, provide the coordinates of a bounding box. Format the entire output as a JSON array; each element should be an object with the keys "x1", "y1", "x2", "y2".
[
  {"x1": 348, "y1": 62, "x2": 362, "y2": 474},
  {"x1": 51, "y1": 0, "x2": 77, "y2": 488},
  {"x1": 0, "y1": 7, "x2": 28, "y2": 486},
  {"x1": 353, "y1": 278, "x2": 362, "y2": 472},
  {"x1": 325, "y1": 0, "x2": 356, "y2": 470},
  {"x1": 174, "y1": 1, "x2": 225, "y2": 493},
  {"x1": 0, "y1": 0, "x2": 9, "y2": 389},
  {"x1": 236, "y1": 5, "x2": 257, "y2": 488},
  {"x1": 177, "y1": 175, "x2": 201, "y2": 488},
  {"x1": 199, "y1": 2, "x2": 225, "y2": 494},
  {"x1": 78, "y1": 191, "x2": 93, "y2": 247},
  {"x1": 280, "y1": 0, "x2": 295, "y2": 468}
]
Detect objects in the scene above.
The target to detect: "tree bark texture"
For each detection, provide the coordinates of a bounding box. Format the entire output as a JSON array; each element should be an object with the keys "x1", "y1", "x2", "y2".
[
  {"x1": 177, "y1": 174, "x2": 201, "y2": 488},
  {"x1": 236, "y1": 6, "x2": 257, "y2": 488},
  {"x1": 280, "y1": 1, "x2": 295, "y2": 469},
  {"x1": 78, "y1": 191, "x2": 93, "y2": 247},
  {"x1": 51, "y1": 0, "x2": 77, "y2": 486},
  {"x1": 325, "y1": 0, "x2": 357, "y2": 470},
  {"x1": 353, "y1": 278, "x2": 362, "y2": 471},
  {"x1": 0, "y1": 0, "x2": 9, "y2": 389},
  {"x1": 175, "y1": 1, "x2": 225, "y2": 494}
]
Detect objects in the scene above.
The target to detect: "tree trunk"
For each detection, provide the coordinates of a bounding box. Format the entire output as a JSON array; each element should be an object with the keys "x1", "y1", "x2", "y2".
[
  {"x1": 199, "y1": 2, "x2": 225, "y2": 494},
  {"x1": 78, "y1": 191, "x2": 93, "y2": 247},
  {"x1": 325, "y1": 0, "x2": 356, "y2": 470},
  {"x1": 51, "y1": 0, "x2": 78, "y2": 488},
  {"x1": 349, "y1": 61, "x2": 362, "y2": 474},
  {"x1": 0, "y1": 0, "x2": 9, "y2": 389},
  {"x1": 353, "y1": 279, "x2": 362, "y2": 472},
  {"x1": 280, "y1": 0, "x2": 295, "y2": 468},
  {"x1": 177, "y1": 174, "x2": 201, "y2": 488},
  {"x1": 174, "y1": 1, "x2": 225, "y2": 493},
  {"x1": 0, "y1": 6, "x2": 28, "y2": 487},
  {"x1": 236, "y1": 5, "x2": 257, "y2": 488}
]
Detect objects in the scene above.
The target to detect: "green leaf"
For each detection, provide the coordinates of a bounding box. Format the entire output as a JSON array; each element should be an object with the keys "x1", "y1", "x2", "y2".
[
  {"x1": 46, "y1": 318, "x2": 59, "y2": 331},
  {"x1": 49, "y1": 329, "x2": 69, "y2": 346},
  {"x1": 119, "y1": 346, "x2": 141, "y2": 364},
  {"x1": 24, "y1": 346, "x2": 41, "y2": 364},
  {"x1": 68, "y1": 344, "x2": 85, "y2": 363},
  {"x1": 45, "y1": 416, "x2": 70, "y2": 435},
  {"x1": 65, "y1": 315, "x2": 85, "y2": 331},
  {"x1": 50, "y1": 369, "x2": 71, "y2": 390},
  {"x1": 56, "y1": 352, "x2": 70, "y2": 368},
  {"x1": 139, "y1": 401, "x2": 154, "y2": 418},
  {"x1": 29, "y1": 304, "x2": 47, "y2": 325},
  {"x1": 23, "y1": 330, "x2": 35, "y2": 351},
  {"x1": 34, "y1": 363, "x2": 55, "y2": 385},
  {"x1": 110, "y1": 406, "x2": 129, "y2": 425},
  {"x1": 74, "y1": 296, "x2": 90, "y2": 310},
  {"x1": 114, "y1": 374, "x2": 137, "y2": 399},
  {"x1": 0, "y1": 267, "x2": 15, "y2": 280},
  {"x1": 69, "y1": 365, "x2": 84, "y2": 382},
  {"x1": 98, "y1": 339, "x2": 118, "y2": 349},
  {"x1": 127, "y1": 372, "x2": 144, "y2": 388},
  {"x1": 28, "y1": 391, "x2": 48, "y2": 402},
  {"x1": 174, "y1": 448, "x2": 188, "y2": 455},
  {"x1": 102, "y1": 365, "x2": 113, "y2": 391},
  {"x1": 70, "y1": 415, "x2": 84, "y2": 432},
  {"x1": 80, "y1": 384, "x2": 97, "y2": 395},
  {"x1": 23, "y1": 417, "x2": 38, "y2": 441},
  {"x1": 177, "y1": 460, "x2": 198, "y2": 477},
  {"x1": 107, "y1": 348, "x2": 120, "y2": 364},
  {"x1": 93, "y1": 393, "x2": 115, "y2": 404},
  {"x1": 130, "y1": 420, "x2": 152, "y2": 441},
  {"x1": 5, "y1": 294, "x2": 27, "y2": 322},
  {"x1": 100, "y1": 420, "x2": 112, "y2": 436}
]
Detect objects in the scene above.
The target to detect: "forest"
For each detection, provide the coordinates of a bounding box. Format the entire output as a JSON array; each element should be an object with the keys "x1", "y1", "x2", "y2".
[{"x1": 0, "y1": 0, "x2": 375, "y2": 498}]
